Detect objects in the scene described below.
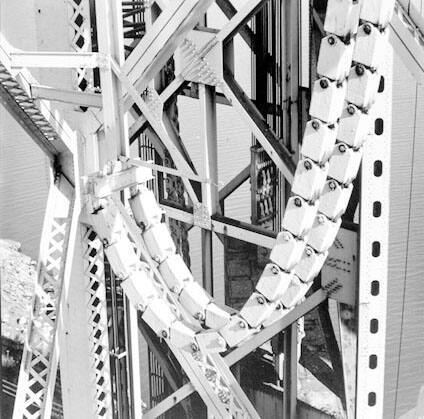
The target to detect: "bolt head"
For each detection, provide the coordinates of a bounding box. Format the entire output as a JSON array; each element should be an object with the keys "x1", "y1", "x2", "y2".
[
  {"x1": 317, "y1": 214, "x2": 326, "y2": 224},
  {"x1": 238, "y1": 320, "x2": 246, "y2": 329},
  {"x1": 294, "y1": 197, "x2": 302, "y2": 207},
  {"x1": 363, "y1": 24, "x2": 372, "y2": 35},
  {"x1": 270, "y1": 265, "x2": 279, "y2": 275},
  {"x1": 329, "y1": 180, "x2": 337, "y2": 190},
  {"x1": 355, "y1": 64, "x2": 365, "y2": 76},
  {"x1": 311, "y1": 119, "x2": 320, "y2": 130},
  {"x1": 161, "y1": 330, "x2": 168, "y2": 339},
  {"x1": 320, "y1": 78, "x2": 329, "y2": 89},
  {"x1": 327, "y1": 36, "x2": 336, "y2": 46},
  {"x1": 305, "y1": 246, "x2": 313, "y2": 256},
  {"x1": 347, "y1": 105, "x2": 356, "y2": 115},
  {"x1": 257, "y1": 296, "x2": 265, "y2": 305},
  {"x1": 304, "y1": 160, "x2": 313, "y2": 171},
  {"x1": 338, "y1": 143, "x2": 347, "y2": 153}
]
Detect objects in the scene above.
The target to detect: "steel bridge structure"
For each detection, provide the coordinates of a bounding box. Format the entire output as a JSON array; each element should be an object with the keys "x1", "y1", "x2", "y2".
[{"x1": 1, "y1": 0, "x2": 424, "y2": 418}]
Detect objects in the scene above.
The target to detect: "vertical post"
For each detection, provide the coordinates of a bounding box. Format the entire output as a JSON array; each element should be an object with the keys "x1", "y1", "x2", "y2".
[
  {"x1": 283, "y1": 324, "x2": 298, "y2": 419},
  {"x1": 0, "y1": 265, "x2": 2, "y2": 416},
  {"x1": 95, "y1": 0, "x2": 129, "y2": 160},
  {"x1": 288, "y1": 0, "x2": 299, "y2": 158},
  {"x1": 199, "y1": 84, "x2": 218, "y2": 296},
  {"x1": 282, "y1": 2, "x2": 301, "y2": 417},
  {"x1": 95, "y1": 2, "x2": 142, "y2": 417},
  {"x1": 356, "y1": 43, "x2": 392, "y2": 418}
]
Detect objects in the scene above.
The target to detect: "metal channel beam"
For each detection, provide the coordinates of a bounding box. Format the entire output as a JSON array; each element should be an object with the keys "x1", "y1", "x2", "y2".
[
  {"x1": 356, "y1": 39, "x2": 392, "y2": 418},
  {"x1": 30, "y1": 85, "x2": 103, "y2": 108}
]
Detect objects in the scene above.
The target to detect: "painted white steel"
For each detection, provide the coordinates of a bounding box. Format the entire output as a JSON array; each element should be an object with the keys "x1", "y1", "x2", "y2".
[{"x1": 356, "y1": 43, "x2": 392, "y2": 419}]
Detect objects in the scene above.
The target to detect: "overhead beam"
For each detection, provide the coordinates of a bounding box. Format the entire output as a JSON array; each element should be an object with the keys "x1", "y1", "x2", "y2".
[
  {"x1": 162, "y1": 203, "x2": 276, "y2": 249},
  {"x1": 30, "y1": 85, "x2": 103, "y2": 108},
  {"x1": 10, "y1": 52, "x2": 106, "y2": 69},
  {"x1": 128, "y1": 157, "x2": 206, "y2": 183}
]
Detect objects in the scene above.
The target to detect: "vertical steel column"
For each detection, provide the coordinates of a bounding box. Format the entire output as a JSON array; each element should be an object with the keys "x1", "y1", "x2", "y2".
[
  {"x1": 283, "y1": 324, "x2": 298, "y2": 419},
  {"x1": 199, "y1": 84, "x2": 219, "y2": 296},
  {"x1": 95, "y1": 2, "x2": 141, "y2": 417},
  {"x1": 282, "y1": 1, "x2": 300, "y2": 417},
  {"x1": 13, "y1": 177, "x2": 75, "y2": 419},
  {"x1": 356, "y1": 47, "x2": 392, "y2": 418},
  {"x1": 81, "y1": 227, "x2": 114, "y2": 418}
]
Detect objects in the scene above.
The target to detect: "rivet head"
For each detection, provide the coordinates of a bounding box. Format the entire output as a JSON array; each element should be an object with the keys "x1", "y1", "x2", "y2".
[
  {"x1": 311, "y1": 120, "x2": 320, "y2": 130},
  {"x1": 238, "y1": 320, "x2": 246, "y2": 329},
  {"x1": 172, "y1": 286, "x2": 181, "y2": 294},
  {"x1": 347, "y1": 105, "x2": 356, "y2": 115},
  {"x1": 327, "y1": 36, "x2": 336, "y2": 46},
  {"x1": 338, "y1": 143, "x2": 347, "y2": 153},
  {"x1": 304, "y1": 160, "x2": 313, "y2": 171},
  {"x1": 363, "y1": 24, "x2": 372, "y2": 35},
  {"x1": 161, "y1": 330, "x2": 168, "y2": 339},
  {"x1": 317, "y1": 214, "x2": 326, "y2": 224},
  {"x1": 270, "y1": 265, "x2": 279, "y2": 275},
  {"x1": 305, "y1": 247, "x2": 313, "y2": 257},
  {"x1": 320, "y1": 78, "x2": 329, "y2": 89},
  {"x1": 355, "y1": 64, "x2": 365, "y2": 76},
  {"x1": 276, "y1": 304, "x2": 282, "y2": 310},
  {"x1": 329, "y1": 180, "x2": 337, "y2": 190},
  {"x1": 294, "y1": 197, "x2": 302, "y2": 207},
  {"x1": 257, "y1": 296, "x2": 265, "y2": 305}
]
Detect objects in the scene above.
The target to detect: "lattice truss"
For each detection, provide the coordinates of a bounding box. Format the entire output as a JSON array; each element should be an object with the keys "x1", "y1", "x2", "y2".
[
  {"x1": 13, "y1": 179, "x2": 74, "y2": 419},
  {"x1": 82, "y1": 228, "x2": 114, "y2": 417},
  {"x1": 2, "y1": 0, "x2": 411, "y2": 418},
  {"x1": 67, "y1": 0, "x2": 94, "y2": 92}
]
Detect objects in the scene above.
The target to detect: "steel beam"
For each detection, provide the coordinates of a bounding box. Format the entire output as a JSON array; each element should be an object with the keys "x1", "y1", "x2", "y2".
[
  {"x1": 222, "y1": 72, "x2": 296, "y2": 183},
  {"x1": 356, "y1": 41, "x2": 392, "y2": 418},
  {"x1": 162, "y1": 203, "x2": 276, "y2": 249},
  {"x1": 215, "y1": 0, "x2": 255, "y2": 48},
  {"x1": 283, "y1": 324, "x2": 298, "y2": 419},
  {"x1": 30, "y1": 84, "x2": 103, "y2": 108},
  {"x1": 9, "y1": 51, "x2": 106, "y2": 69},
  {"x1": 199, "y1": 84, "x2": 219, "y2": 295},
  {"x1": 219, "y1": 164, "x2": 250, "y2": 203}
]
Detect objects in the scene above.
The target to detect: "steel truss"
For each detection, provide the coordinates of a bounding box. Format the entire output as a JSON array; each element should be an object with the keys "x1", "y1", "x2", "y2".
[{"x1": 0, "y1": 0, "x2": 403, "y2": 418}]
